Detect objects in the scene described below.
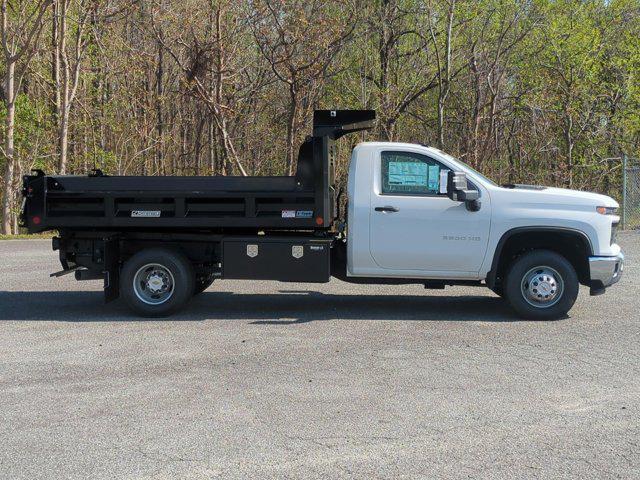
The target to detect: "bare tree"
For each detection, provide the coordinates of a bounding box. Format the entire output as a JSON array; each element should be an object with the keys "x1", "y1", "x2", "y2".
[
  {"x1": 1, "y1": 0, "x2": 53, "y2": 234},
  {"x1": 429, "y1": 0, "x2": 456, "y2": 150},
  {"x1": 150, "y1": 0, "x2": 265, "y2": 176},
  {"x1": 251, "y1": 0, "x2": 357, "y2": 175},
  {"x1": 462, "y1": 3, "x2": 533, "y2": 168},
  {"x1": 52, "y1": 0, "x2": 92, "y2": 174},
  {"x1": 364, "y1": 0, "x2": 439, "y2": 141}
]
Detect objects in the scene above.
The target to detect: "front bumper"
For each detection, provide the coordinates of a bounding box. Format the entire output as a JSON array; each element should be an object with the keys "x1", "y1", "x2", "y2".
[{"x1": 589, "y1": 252, "x2": 624, "y2": 295}]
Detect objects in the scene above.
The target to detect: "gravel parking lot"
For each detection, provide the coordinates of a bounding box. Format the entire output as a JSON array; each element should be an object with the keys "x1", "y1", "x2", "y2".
[{"x1": 0, "y1": 233, "x2": 638, "y2": 479}]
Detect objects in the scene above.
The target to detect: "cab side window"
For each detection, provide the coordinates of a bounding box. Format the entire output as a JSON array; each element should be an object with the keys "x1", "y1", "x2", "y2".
[{"x1": 381, "y1": 151, "x2": 445, "y2": 196}]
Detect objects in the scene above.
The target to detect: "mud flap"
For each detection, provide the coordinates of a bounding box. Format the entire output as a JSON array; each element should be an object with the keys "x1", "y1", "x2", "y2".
[{"x1": 103, "y1": 238, "x2": 120, "y2": 303}]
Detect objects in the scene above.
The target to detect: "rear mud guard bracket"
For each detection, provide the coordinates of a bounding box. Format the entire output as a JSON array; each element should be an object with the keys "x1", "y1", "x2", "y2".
[{"x1": 103, "y1": 237, "x2": 120, "y2": 303}]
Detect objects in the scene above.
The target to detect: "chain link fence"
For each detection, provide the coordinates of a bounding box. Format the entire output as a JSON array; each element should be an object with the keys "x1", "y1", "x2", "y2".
[{"x1": 622, "y1": 156, "x2": 640, "y2": 230}]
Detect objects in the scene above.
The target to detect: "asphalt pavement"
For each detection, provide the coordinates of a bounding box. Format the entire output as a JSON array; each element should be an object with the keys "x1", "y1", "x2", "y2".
[{"x1": 0, "y1": 233, "x2": 638, "y2": 479}]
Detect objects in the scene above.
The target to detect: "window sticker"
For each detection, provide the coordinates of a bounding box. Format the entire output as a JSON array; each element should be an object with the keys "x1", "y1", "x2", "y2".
[
  {"x1": 388, "y1": 161, "x2": 429, "y2": 186},
  {"x1": 428, "y1": 165, "x2": 440, "y2": 190}
]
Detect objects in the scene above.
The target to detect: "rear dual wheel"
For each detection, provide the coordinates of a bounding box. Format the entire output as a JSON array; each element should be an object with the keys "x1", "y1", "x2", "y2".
[{"x1": 121, "y1": 248, "x2": 194, "y2": 317}]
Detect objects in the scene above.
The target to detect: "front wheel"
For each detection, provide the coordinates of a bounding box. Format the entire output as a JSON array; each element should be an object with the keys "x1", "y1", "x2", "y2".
[
  {"x1": 121, "y1": 248, "x2": 195, "y2": 317},
  {"x1": 504, "y1": 250, "x2": 578, "y2": 320}
]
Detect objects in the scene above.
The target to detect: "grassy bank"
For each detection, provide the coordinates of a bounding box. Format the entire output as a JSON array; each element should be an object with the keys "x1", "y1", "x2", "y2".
[{"x1": 0, "y1": 233, "x2": 55, "y2": 240}]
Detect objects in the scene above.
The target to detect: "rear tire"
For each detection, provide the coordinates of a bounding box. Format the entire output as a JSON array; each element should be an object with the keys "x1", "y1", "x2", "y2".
[
  {"x1": 121, "y1": 248, "x2": 194, "y2": 317},
  {"x1": 504, "y1": 250, "x2": 578, "y2": 320}
]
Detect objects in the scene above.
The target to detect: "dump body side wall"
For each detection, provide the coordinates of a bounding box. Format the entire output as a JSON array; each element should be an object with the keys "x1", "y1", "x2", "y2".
[{"x1": 21, "y1": 109, "x2": 377, "y2": 234}]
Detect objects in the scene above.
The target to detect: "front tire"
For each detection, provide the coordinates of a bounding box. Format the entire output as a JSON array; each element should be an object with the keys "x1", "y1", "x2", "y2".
[
  {"x1": 121, "y1": 248, "x2": 194, "y2": 317},
  {"x1": 504, "y1": 250, "x2": 578, "y2": 320}
]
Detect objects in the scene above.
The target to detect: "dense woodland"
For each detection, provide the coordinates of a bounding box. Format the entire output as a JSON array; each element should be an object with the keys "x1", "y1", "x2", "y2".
[{"x1": 1, "y1": 0, "x2": 639, "y2": 233}]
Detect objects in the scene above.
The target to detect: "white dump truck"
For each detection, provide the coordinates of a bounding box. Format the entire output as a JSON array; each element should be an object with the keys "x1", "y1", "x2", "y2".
[{"x1": 22, "y1": 110, "x2": 623, "y2": 318}]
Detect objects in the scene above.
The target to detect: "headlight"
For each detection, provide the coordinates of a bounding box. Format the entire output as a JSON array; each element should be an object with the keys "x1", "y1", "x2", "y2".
[
  {"x1": 611, "y1": 221, "x2": 618, "y2": 245},
  {"x1": 596, "y1": 206, "x2": 618, "y2": 215}
]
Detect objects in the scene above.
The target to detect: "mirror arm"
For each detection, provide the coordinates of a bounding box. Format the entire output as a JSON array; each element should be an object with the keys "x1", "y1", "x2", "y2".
[
  {"x1": 456, "y1": 189, "x2": 479, "y2": 202},
  {"x1": 457, "y1": 189, "x2": 481, "y2": 212},
  {"x1": 465, "y1": 199, "x2": 481, "y2": 212}
]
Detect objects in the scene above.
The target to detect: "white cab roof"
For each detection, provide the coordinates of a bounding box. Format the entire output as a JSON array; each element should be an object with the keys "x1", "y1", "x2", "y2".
[{"x1": 355, "y1": 141, "x2": 442, "y2": 157}]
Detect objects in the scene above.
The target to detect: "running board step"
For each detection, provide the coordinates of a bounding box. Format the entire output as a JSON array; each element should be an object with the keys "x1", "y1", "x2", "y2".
[{"x1": 50, "y1": 266, "x2": 81, "y2": 277}]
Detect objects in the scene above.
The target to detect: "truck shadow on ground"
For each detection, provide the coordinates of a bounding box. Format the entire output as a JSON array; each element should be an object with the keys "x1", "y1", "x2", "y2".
[{"x1": 0, "y1": 289, "x2": 542, "y2": 323}]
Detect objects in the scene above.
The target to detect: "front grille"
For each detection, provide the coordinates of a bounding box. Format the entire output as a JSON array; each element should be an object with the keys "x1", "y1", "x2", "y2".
[{"x1": 611, "y1": 222, "x2": 619, "y2": 245}]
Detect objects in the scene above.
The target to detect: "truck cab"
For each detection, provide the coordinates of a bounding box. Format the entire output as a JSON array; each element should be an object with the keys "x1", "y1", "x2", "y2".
[{"x1": 345, "y1": 142, "x2": 623, "y2": 318}]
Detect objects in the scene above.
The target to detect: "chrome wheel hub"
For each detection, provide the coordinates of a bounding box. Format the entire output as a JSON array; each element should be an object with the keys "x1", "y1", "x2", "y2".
[
  {"x1": 133, "y1": 263, "x2": 175, "y2": 305},
  {"x1": 521, "y1": 266, "x2": 563, "y2": 308}
]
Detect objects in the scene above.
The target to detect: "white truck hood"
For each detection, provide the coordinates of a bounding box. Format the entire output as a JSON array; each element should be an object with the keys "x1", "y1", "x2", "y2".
[
  {"x1": 498, "y1": 185, "x2": 619, "y2": 209},
  {"x1": 541, "y1": 187, "x2": 618, "y2": 207}
]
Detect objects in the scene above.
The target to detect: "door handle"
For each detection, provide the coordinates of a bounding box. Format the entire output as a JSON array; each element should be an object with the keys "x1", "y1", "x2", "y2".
[{"x1": 375, "y1": 206, "x2": 399, "y2": 213}]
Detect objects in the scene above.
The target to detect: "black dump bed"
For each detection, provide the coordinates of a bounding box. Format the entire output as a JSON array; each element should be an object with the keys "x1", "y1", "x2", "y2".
[{"x1": 22, "y1": 110, "x2": 374, "y2": 233}]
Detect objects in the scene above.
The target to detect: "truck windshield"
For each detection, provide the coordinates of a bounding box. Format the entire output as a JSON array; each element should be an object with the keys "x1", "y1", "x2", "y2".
[{"x1": 436, "y1": 150, "x2": 498, "y2": 187}]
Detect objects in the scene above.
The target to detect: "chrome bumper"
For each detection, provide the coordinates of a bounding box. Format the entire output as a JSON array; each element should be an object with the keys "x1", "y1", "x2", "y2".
[{"x1": 589, "y1": 252, "x2": 624, "y2": 295}]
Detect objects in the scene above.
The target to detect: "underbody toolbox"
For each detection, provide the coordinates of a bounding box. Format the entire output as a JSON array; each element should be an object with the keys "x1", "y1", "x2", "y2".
[{"x1": 222, "y1": 237, "x2": 332, "y2": 282}]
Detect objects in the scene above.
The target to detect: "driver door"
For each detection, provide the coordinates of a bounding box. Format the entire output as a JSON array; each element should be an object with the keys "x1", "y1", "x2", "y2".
[{"x1": 369, "y1": 150, "x2": 491, "y2": 276}]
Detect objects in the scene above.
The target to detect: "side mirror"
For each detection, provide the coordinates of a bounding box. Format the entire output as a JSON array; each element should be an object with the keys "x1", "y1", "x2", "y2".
[{"x1": 446, "y1": 171, "x2": 481, "y2": 212}]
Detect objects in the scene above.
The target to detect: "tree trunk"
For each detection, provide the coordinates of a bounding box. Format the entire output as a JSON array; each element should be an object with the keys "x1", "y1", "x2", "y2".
[
  {"x1": 194, "y1": 115, "x2": 205, "y2": 174},
  {"x1": 563, "y1": 108, "x2": 574, "y2": 188},
  {"x1": 286, "y1": 87, "x2": 298, "y2": 176},
  {"x1": 378, "y1": 1, "x2": 391, "y2": 141},
  {"x1": 155, "y1": 33, "x2": 164, "y2": 171},
  {"x1": 57, "y1": 0, "x2": 69, "y2": 174},
  {"x1": 469, "y1": 47, "x2": 482, "y2": 165},
  {"x1": 58, "y1": 106, "x2": 70, "y2": 173},
  {"x1": 436, "y1": 0, "x2": 455, "y2": 150},
  {"x1": 12, "y1": 166, "x2": 19, "y2": 233},
  {"x1": 208, "y1": 116, "x2": 217, "y2": 174},
  {"x1": 51, "y1": 0, "x2": 60, "y2": 122},
  {"x1": 436, "y1": 101, "x2": 446, "y2": 150},
  {"x1": 2, "y1": 62, "x2": 15, "y2": 234},
  {"x1": 56, "y1": 0, "x2": 87, "y2": 175}
]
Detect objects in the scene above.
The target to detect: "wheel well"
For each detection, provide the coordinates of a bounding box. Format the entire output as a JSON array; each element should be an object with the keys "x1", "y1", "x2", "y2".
[
  {"x1": 119, "y1": 240, "x2": 218, "y2": 265},
  {"x1": 490, "y1": 229, "x2": 592, "y2": 289}
]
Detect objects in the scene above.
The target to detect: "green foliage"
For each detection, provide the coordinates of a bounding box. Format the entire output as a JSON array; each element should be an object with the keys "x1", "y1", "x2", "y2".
[{"x1": 0, "y1": 94, "x2": 53, "y2": 171}]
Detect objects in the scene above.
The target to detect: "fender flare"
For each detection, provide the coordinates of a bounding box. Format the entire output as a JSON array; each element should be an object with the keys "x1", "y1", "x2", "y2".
[{"x1": 486, "y1": 226, "x2": 593, "y2": 289}]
